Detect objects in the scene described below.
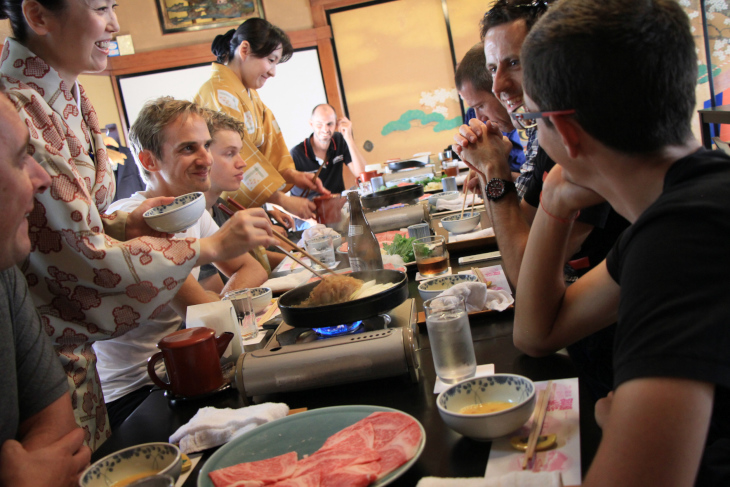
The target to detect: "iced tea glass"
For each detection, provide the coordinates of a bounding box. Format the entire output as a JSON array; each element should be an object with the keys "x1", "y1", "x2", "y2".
[{"x1": 413, "y1": 235, "x2": 449, "y2": 277}]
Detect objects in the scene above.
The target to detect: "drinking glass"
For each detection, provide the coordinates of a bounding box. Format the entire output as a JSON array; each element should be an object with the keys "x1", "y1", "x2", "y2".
[
  {"x1": 413, "y1": 235, "x2": 449, "y2": 277},
  {"x1": 442, "y1": 176, "x2": 458, "y2": 192},
  {"x1": 305, "y1": 235, "x2": 336, "y2": 270},
  {"x1": 222, "y1": 289, "x2": 258, "y2": 340},
  {"x1": 423, "y1": 295, "x2": 476, "y2": 384}
]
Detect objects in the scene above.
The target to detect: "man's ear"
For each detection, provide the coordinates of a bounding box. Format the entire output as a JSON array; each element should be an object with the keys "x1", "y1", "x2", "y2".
[
  {"x1": 550, "y1": 115, "x2": 583, "y2": 160},
  {"x1": 22, "y1": 0, "x2": 53, "y2": 36},
  {"x1": 138, "y1": 150, "x2": 161, "y2": 174}
]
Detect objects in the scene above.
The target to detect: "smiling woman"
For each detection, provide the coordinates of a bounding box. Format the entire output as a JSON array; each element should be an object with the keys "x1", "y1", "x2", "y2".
[{"x1": 0, "y1": 0, "x2": 204, "y2": 450}]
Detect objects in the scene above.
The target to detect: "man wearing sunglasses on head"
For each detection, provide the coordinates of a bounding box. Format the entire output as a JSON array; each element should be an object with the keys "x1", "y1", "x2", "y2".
[{"x1": 454, "y1": 0, "x2": 629, "y2": 402}]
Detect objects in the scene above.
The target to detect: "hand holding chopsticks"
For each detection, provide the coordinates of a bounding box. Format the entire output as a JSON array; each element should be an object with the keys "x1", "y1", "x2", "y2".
[
  {"x1": 272, "y1": 230, "x2": 339, "y2": 277},
  {"x1": 522, "y1": 380, "x2": 554, "y2": 469},
  {"x1": 302, "y1": 164, "x2": 325, "y2": 199}
]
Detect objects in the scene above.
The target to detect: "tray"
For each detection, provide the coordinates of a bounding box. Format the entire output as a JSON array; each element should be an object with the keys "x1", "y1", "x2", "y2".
[{"x1": 431, "y1": 208, "x2": 497, "y2": 251}]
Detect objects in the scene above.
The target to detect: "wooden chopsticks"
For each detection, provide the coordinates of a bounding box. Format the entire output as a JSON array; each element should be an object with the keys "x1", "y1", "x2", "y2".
[
  {"x1": 275, "y1": 247, "x2": 327, "y2": 279},
  {"x1": 522, "y1": 380, "x2": 554, "y2": 469},
  {"x1": 272, "y1": 230, "x2": 339, "y2": 277},
  {"x1": 460, "y1": 170, "x2": 473, "y2": 219},
  {"x1": 302, "y1": 164, "x2": 325, "y2": 199}
]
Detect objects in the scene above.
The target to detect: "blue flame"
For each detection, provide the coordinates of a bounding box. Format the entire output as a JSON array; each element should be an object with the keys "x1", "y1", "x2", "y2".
[{"x1": 314, "y1": 321, "x2": 363, "y2": 336}]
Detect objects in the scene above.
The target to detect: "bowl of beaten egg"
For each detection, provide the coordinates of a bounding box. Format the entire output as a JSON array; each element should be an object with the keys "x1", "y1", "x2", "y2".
[
  {"x1": 437, "y1": 374, "x2": 536, "y2": 440},
  {"x1": 79, "y1": 442, "x2": 182, "y2": 487}
]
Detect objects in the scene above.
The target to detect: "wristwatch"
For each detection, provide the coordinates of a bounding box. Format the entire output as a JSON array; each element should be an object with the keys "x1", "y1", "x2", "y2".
[{"x1": 485, "y1": 178, "x2": 516, "y2": 201}]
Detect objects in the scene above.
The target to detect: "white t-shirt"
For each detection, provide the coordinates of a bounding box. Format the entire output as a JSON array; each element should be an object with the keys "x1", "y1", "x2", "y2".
[{"x1": 93, "y1": 193, "x2": 219, "y2": 402}]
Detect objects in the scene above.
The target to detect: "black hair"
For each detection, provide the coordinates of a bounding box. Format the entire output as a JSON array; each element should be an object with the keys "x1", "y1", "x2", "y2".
[
  {"x1": 455, "y1": 43, "x2": 493, "y2": 94},
  {"x1": 480, "y1": 0, "x2": 553, "y2": 40},
  {"x1": 211, "y1": 18, "x2": 293, "y2": 65},
  {"x1": 522, "y1": 0, "x2": 696, "y2": 154},
  {"x1": 0, "y1": 0, "x2": 66, "y2": 43}
]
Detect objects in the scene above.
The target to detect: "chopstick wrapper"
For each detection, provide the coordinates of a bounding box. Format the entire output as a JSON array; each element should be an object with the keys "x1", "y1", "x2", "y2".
[
  {"x1": 436, "y1": 194, "x2": 483, "y2": 211},
  {"x1": 447, "y1": 228, "x2": 495, "y2": 242},
  {"x1": 439, "y1": 282, "x2": 514, "y2": 312},
  {"x1": 186, "y1": 301, "x2": 242, "y2": 365},
  {"x1": 170, "y1": 404, "x2": 289, "y2": 454},
  {"x1": 264, "y1": 270, "x2": 313, "y2": 293},
  {"x1": 416, "y1": 472, "x2": 562, "y2": 487}
]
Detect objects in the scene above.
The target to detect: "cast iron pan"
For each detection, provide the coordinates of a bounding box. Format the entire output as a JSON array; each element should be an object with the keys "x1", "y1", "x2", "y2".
[
  {"x1": 360, "y1": 184, "x2": 424, "y2": 210},
  {"x1": 388, "y1": 160, "x2": 427, "y2": 171},
  {"x1": 277, "y1": 269, "x2": 408, "y2": 328}
]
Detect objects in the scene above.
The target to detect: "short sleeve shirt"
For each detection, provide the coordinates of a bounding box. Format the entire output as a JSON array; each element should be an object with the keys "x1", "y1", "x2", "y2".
[{"x1": 290, "y1": 132, "x2": 352, "y2": 199}]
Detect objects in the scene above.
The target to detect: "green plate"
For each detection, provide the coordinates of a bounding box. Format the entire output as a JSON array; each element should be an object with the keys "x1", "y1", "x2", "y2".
[{"x1": 197, "y1": 405, "x2": 426, "y2": 487}]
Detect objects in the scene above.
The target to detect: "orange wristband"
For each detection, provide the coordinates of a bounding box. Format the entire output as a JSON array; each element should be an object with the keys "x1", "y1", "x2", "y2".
[{"x1": 539, "y1": 192, "x2": 580, "y2": 224}]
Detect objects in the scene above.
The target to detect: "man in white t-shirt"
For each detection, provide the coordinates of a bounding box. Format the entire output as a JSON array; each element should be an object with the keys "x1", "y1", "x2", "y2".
[{"x1": 94, "y1": 97, "x2": 274, "y2": 429}]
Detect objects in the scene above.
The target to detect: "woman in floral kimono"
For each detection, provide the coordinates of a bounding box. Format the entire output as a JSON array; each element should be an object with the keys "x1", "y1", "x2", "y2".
[
  {"x1": 0, "y1": 0, "x2": 278, "y2": 450},
  {"x1": 195, "y1": 18, "x2": 328, "y2": 221}
]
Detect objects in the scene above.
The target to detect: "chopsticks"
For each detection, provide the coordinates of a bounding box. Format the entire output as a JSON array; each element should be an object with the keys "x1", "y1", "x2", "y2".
[
  {"x1": 227, "y1": 196, "x2": 288, "y2": 229},
  {"x1": 460, "y1": 170, "x2": 473, "y2": 219},
  {"x1": 272, "y1": 230, "x2": 339, "y2": 277},
  {"x1": 470, "y1": 267, "x2": 491, "y2": 287},
  {"x1": 276, "y1": 247, "x2": 327, "y2": 279},
  {"x1": 522, "y1": 380, "x2": 554, "y2": 469},
  {"x1": 302, "y1": 164, "x2": 325, "y2": 199},
  {"x1": 258, "y1": 297, "x2": 279, "y2": 325}
]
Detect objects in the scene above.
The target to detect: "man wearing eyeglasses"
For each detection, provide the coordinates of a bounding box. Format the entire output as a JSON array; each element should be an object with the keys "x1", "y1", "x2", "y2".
[
  {"x1": 467, "y1": 1, "x2": 730, "y2": 485},
  {"x1": 456, "y1": 0, "x2": 629, "y2": 402}
]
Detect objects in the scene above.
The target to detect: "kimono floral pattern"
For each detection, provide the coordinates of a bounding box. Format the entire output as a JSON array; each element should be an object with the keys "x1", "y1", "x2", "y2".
[{"x1": 1, "y1": 39, "x2": 199, "y2": 451}]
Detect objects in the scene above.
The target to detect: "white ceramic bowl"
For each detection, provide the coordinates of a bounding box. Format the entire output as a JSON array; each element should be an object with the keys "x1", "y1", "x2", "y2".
[
  {"x1": 441, "y1": 211, "x2": 481, "y2": 234},
  {"x1": 249, "y1": 287, "x2": 273, "y2": 314},
  {"x1": 418, "y1": 274, "x2": 479, "y2": 301},
  {"x1": 428, "y1": 191, "x2": 459, "y2": 208},
  {"x1": 143, "y1": 192, "x2": 205, "y2": 234},
  {"x1": 437, "y1": 374, "x2": 536, "y2": 441},
  {"x1": 79, "y1": 442, "x2": 182, "y2": 487}
]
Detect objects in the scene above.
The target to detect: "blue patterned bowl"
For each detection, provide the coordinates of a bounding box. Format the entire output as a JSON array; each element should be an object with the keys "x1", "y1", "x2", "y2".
[
  {"x1": 79, "y1": 442, "x2": 182, "y2": 487},
  {"x1": 418, "y1": 274, "x2": 479, "y2": 301},
  {"x1": 437, "y1": 374, "x2": 536, "y2": 440},
  {"x1": 249, "y1": 287, "x2": 273, "y2": 314},
  {"x1": 143, "y1": 192, "x2": 205, "y2": 234},
  {"x1": 441, "y1": 211, "x2": 481, "y2": 234}
]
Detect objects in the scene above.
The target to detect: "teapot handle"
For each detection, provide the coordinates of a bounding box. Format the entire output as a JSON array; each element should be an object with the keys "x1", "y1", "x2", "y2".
[{"x1": 147, "y1": 352, "x2": 171, "y2": 390}]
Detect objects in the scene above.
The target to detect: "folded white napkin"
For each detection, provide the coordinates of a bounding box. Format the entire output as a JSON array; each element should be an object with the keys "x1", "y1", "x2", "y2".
[
  {"x1": 417, "y1": 472, "x2": 563, "y2": 487},
  {"x1": 170, "y1": 403, "x2": 289, "y2": 454},
  {"x1": 296, "y1": 224, "x2": 342, "y2": 247},
  {"x1": 264, "y1": 270, "x2": 312, "y2": 293},
  {"x1": 439, "y1": 282, "x2": 514, "y2": 312},
  {"x1": 448, "y1": 227, "x2": 495, "y2": 242},
  {"x1": 436, "y1": 194, "x2": 483, "y2": 211}
]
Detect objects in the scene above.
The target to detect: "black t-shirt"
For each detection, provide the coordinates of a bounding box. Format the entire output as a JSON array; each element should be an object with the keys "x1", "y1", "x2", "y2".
[
  {"x1": 523, "y1": 147, "x2": 630, "y2": 273},
  {"x1": 606, "y1": 148, "x2": 730, "y2": 485},
  {"x1": 290, "y1": 132, "x2": 352, "y2": 199}
]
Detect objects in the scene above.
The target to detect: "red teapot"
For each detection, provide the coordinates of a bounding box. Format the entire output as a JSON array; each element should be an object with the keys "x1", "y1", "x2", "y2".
[{"x1": 147, "y1": 327, "x2": 233, "y2": 397}]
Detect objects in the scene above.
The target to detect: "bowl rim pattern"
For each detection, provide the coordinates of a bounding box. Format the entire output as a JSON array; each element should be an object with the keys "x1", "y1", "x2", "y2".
[
  {"x1": 437, "y1": 374, "x2": 535, "y2": 417},
  {"x1": 79, "y1": 442, "x2": 181, "y2": 484},
  {"x1": 143, "y1": 192, "x2": 204, "y2": 219}
]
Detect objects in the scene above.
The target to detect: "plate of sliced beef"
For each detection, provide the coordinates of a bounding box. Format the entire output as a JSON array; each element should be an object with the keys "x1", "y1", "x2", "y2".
[{"x1": 199, "y1": 405, "x2": 425, "y2": 487}]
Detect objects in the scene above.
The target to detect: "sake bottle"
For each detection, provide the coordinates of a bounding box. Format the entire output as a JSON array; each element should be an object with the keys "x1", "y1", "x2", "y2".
[{"x1": 346, "y1": 192, "x2": 383, "y2": 272}]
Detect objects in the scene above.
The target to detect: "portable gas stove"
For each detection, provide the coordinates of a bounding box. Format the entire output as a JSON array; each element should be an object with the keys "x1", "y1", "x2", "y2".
[{"x1": 234, "y1": 299, "x2": 420, "y2": 399}]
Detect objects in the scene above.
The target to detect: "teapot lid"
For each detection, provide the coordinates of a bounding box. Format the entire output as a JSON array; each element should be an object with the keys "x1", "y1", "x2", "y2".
[{"x1": 158, "y1": 327, "x2": 214, "y2": 349}]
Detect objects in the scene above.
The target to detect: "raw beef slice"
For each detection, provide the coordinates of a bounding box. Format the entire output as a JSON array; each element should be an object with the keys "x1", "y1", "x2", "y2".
[{"x1": 208, "y1": 451, "x2": 298, "y2": 487}]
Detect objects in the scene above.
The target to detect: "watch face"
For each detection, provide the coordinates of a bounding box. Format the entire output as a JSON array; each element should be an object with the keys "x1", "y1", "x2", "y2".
[{"x1": 486, "y1": 179, "x2": 506, "y2": 199}]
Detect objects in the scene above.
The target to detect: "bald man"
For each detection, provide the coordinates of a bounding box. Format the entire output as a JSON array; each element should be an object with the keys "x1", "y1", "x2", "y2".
[{"x1": 290, "y1": 104, "x2": 367, "y2": 200}]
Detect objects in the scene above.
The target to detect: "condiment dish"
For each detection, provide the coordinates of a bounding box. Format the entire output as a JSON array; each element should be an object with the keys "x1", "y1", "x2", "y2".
[
  {"x1": 78, "y1": 442, "x2": 182, "y2": 487},
  {"x1": 143, "y1": 192, "x2": 205, "y2": 234},
  {"x1": 437, "y1": 374, "x2": 536, "y2": 440},
  {"x1": 418, "y1": 274, "x2": 479, "y2": 301},
  {"x1": 441, "y1": 212, "x2": 481, "y2": 234},
  {"x1": 249, "y1": 287, "x2": 273, "y2": 314}
]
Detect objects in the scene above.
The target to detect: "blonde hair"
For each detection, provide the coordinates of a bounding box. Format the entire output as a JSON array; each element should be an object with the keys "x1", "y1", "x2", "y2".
[
  {"x1": 201, "y1": 108, "x2": 246, "y2": 140},
  {"x1": 129, "y1": 97, "x2": 206, "y2": 183}
]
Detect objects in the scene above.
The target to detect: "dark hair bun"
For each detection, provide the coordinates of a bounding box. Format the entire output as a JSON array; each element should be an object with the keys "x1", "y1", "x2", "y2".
[{"x1": 211, "y1": 29, "x2": 235, "y2": 63}]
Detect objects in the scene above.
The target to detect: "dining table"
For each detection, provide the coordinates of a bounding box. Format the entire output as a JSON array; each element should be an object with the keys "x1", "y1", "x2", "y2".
[{"x1": 92, "y1": 231, "x2": 602, "y2": 486}]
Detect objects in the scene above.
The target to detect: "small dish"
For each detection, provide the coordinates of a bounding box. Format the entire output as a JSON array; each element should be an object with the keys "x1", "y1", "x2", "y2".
[
  {"x1": 79, "y1": 442, "x2": 182, "y2": 487},
  {"x1": 441, "y1": 212, "x2": 481, "y2": 234},
  {"x1": 418, "y1": 274, "x2": 478, "y2": 301},
  {"x1": 249, "y1": 287, "x2": 273, "y2": 314},
  {"x1": 143, "y1": 192, "x2": 205, "y2": 234},
  {"x1": 437, "y1": 374, "x2": 536, "y2": 441}
]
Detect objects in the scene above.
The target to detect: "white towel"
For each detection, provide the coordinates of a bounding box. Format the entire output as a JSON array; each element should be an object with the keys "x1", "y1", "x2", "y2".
[
  {"x1": 448, "y1": 227, "x2": 495, "y2": 242},
  {"x1": 296, "y1": 224, "x2": 342, "y2": 248},
  {"x1": 169, "y1": 403, "x2": 289, "y2": 454},
  {"x1": 439, "y1": 282, "x2": 514, "y2": 312},
  {"x1": 264, "y1": 270, "x2": 313, "y2": 293},
  {"x1": 436, "y1": 194, "x2": 483, "y2": 211},
  {"x1": 417, "y1": 472, "x2": 563, "y2": 487}
]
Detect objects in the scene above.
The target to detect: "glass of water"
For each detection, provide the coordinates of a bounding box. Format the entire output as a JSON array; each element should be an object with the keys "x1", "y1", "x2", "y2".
[
  {"x1": 423, "y1": 295, "x2": 476, "y2": 384},
  {"x1": 305, "y1": 235, "x2": 336, "y2": 270},
  {"x1": 222, "y1": 289, "x2": 258, "y2": 340}
]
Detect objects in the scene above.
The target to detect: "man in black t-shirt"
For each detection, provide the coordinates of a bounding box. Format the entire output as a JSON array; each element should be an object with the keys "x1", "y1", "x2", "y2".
[
  {"x1": 457, "y1": 1, "x2": 730, "y2": 485},
  {"x1": 290, "y1": 104, "x2": 367, "y2": 199}
]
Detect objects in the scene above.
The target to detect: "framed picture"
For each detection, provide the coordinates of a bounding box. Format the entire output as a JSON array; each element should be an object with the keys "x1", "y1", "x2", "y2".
[{"x1": 156, "y1": 0, "x2": 264, "y2": 34}]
